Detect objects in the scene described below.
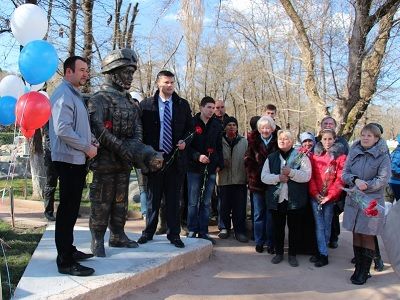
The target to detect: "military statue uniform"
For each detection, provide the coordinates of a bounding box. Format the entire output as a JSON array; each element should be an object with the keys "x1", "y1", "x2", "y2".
[{"x1": 88, "y1": 48, "x2": 163, "y2": 257}]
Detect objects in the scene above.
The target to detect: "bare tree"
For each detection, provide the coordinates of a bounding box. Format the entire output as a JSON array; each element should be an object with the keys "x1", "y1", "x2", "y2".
[
  {"x1": 279, "y1": 0, "x2": 400, "y2": 139},
  {"x1": 112, "y1": 0, "x2": 123, "y2": 50},
  {"x1": 180, "y1": 0, "x2": 204, "y2": 108},
  {"x1": 68, "y1": 0, "x2": 77, "y2": 56},
  {"x1": 336, "y1": 1, "x2": 399, "y2": 139},
  {"x1": 125, "y1": 2, "x2": 139, "y2": 49},
  {"x1": 81, "y1": 0, "x2": 94, "y2": 93}
]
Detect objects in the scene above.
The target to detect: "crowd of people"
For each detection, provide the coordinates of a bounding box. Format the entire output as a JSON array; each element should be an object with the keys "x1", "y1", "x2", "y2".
[{"x1": 45, "y1": 51, "x2": 398, "y2": 286}]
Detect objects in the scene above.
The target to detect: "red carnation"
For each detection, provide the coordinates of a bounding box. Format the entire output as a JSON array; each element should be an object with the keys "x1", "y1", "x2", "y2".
[
  {"x1": 195, "y1": 126, "x2": 203, "y2": 135},
  {"x1": 364, "y1": 207, "x2": 378, "y2": 217},
  {"x1": 207, "y1": 148, "x2": 214, "y2": 155},
  {"x1": 298, "y1": 146, "x2": 308, "y2": 154},
  {"x1": 104, "y1": 120, "x2": 113, "y2": 129},
  {"x1": 367, "y1": 199, "x2": 378, "y2": 209}
]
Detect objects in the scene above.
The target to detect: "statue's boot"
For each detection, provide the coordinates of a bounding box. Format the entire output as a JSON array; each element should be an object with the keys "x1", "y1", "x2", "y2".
[
  {"x1": 109, "y1": 231, "x2": 139, "y2": 248},
  {"x1": 91, "y1": 229, "x2": 106, "y2": 257}
]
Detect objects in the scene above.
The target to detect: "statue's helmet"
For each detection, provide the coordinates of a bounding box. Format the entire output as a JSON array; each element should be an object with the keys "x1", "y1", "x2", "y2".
[{"x1": 101, "y1": 48, "x2": 138, "y2": 74}]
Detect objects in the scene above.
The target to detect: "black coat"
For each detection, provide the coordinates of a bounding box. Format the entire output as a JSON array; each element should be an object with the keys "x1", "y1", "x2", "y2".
[
  {"x1": 187, "y1": 113, "x2": 224, "y2": 174},
  {"x1": 140, "y1": 90, "x2": 193, "y2": 172}
]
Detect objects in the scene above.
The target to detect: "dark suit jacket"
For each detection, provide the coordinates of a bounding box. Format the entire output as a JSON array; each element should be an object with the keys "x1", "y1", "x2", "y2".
[{"x1": 140, "y1": 90, "x2": 193, "y2": 172}]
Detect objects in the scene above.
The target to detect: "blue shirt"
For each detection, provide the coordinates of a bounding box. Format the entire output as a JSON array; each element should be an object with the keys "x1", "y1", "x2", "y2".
[
  {"x1": 158, "y1": 95, "x2": 173, "y2": 149},
  {"x1": 261, "y1": 135, "x2": 273, "y2": 147}
]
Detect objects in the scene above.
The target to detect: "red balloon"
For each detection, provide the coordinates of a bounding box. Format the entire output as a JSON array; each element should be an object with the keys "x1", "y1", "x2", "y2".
[
  {"x1": 21, "y1": 127, "x2": 35, "y2": 138},
  {"x1": 16, "y1": 91, "x2": 51, "y2": 130}
]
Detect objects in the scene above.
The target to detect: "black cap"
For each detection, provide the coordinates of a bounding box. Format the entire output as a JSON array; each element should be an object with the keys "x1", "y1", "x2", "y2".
[{"x1": 224, "y1": 116, "x2": 238, "y2": 128}]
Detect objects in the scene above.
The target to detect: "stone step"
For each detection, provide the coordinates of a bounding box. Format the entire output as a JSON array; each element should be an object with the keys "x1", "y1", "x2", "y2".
[{"x1": 13, "y1": 225, "x2": 213, "y2": 299}]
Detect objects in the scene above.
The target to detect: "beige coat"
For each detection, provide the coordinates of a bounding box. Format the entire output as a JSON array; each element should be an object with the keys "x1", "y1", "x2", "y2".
[{"x1": 216, "y1": 135, "x2": 247, "y2": 186}]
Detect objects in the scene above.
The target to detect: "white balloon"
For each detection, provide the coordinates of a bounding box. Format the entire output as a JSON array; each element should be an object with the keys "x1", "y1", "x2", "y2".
[
  {"x1": 10, "y1": 4, "x2": 48, "y2": 46},
  {"x1": 27, "y1": 82, "x2": 45, "y2": 92},
  {"x1": 39, "y1": 91, "x2": 49, "y2": 99},
  {"x1": 0, "y1": 75, "x2": 25, "y2": 99}
]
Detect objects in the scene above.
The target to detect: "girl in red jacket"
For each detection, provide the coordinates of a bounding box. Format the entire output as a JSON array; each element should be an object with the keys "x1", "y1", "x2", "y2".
[{"x1": 309, "y1": 129, "x2": 346, "y2": 267}]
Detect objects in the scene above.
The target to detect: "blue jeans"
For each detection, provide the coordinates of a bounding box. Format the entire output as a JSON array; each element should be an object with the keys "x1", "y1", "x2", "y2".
[
  {"x1": 311, "y1": 200, "x2": 334, "y2": 256},
  {"x1": 140, "y1": 191, "x2": 147, "y2": 216},
  {"x1": 253, "y1": 191, "x2": 273, "y2": 247},
  {"x1": 187, "y1": 172, "x2": 216, "y2": 235}
]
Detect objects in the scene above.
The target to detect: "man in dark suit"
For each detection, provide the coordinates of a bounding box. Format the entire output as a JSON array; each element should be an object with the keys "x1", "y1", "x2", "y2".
[{"x1": 137, "y1": 70, "x2": 193, "y2": 248}]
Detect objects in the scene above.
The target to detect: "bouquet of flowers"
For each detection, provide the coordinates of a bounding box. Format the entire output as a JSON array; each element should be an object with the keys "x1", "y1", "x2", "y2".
[
  {"x1": 342, "y1": 187, "x2": 384, "y2": 217},
  {"x1": 287, "y1": 146, "x2": 311, "y2": 169},
  {"x1": 317, "y1": 157, "x2": 337, "y2": 210},
  {"x1": 273, "y1": 146, "x2": 310, "y2": 197}
]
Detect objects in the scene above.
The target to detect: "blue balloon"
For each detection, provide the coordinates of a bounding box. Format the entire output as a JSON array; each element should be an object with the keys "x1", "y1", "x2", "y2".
[
  {"x1": 19, "y1": 40, "x2": 58, "y2": 85},
  {"x1": 0, "y1": 96, "x2": 17, "y2": 125}
]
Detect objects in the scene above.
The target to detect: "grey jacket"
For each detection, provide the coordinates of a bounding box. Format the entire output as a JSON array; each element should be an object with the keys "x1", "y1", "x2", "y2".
[
  {"x1": 342, "y1": 138, "x2": 391, "y2": 235},
  {"x1": 49, "y1": 79, "x2": 91, "y2": 165},
  {"x1": 216, "y1": 135, "x2": 248, "y2": 186}
]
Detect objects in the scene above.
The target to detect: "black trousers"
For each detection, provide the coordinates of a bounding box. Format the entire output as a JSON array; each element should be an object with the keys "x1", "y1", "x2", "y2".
[
  {"x1": 271, "y1": 201, "x2": 303, "y2": 256},
  {"x1": 143, "y1": 162, "x2": 183, "y2": 240},
  {"x1": 330, "y1": 209, "x2": 341, "y2": 243},
  {"x1": 296, "y1": 200, "x2": 318, "y2": 255},
  {"x1": 217, "y1": 184, "x2": 247, "y2": 234},
  {"x1": 44, "y1": 150, "x2": 58, "y2": 214},
  {"x1": 54, "y1": 161, "x2": 87, "y2": 266}
]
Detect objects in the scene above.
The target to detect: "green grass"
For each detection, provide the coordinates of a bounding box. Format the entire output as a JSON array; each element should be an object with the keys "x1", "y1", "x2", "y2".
[
  {"x1": 0, "y1": 220, "x2": 45, "y2": 300},
  {"x1": 0, "y1": 178, "x2": 91, "y2": 204},
  {"x1": 0, "y1": 178, "x2": 141, "y2": 212},
  {"x1": 0, "y1": 178, "x2": 32, "y2": 199}
]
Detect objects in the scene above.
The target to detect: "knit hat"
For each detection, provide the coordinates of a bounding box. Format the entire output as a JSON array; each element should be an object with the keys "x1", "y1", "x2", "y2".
[
  {"x1": 224, "y1": 116, "x2": 238, "y2": 128},
  {"x1": 300, "y1": 131, "x2": 315, "y2": 143}
]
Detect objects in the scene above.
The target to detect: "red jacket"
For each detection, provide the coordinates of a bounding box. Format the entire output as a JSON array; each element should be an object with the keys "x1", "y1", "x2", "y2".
[{"x1": 309, "y1": 143, "x2": 346, "y2": 202}]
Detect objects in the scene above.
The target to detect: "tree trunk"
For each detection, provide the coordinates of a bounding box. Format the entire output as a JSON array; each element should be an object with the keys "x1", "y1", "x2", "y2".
[
  {"x1": 180, "y1": 0, "x2": 204, "y2": 106},
  {"x1": 68, "y1": 0, "x2": 77, "y2": 56},
  {"x1": 121, "y1": 3, "x2": 131, "y2": 48},
  {"x1": 29, "y1": 131, "x2": 45, "y2": 199},
  {"x1": 339, "y1": 3, "x2": 399, "y2": 139},
  {"x1": 44, "y1": 0, "x2": 53, "y2": 40},
  {"x1": 112, "y1": 0, "x2": 123, "y2": 50},
  {"x1": 125, "y1": 3, "x2": 139, "y2": 49},
  {"x1": 81, "y1": 0, "x2": 94, "y2": 93},
  {"x1": 279, "y1": 0, "x2": 328, "y2": 129}
]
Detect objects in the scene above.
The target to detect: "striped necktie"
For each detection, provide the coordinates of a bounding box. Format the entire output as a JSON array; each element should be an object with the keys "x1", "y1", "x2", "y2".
[{"x1": 162, "y1": 100, "x2": 173, "y2": 154}]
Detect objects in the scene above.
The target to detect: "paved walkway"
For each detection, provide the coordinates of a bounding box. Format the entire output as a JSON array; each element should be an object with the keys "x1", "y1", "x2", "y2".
[{"x1": 1, "y1": 199, "x2": 399, "y2": 299}]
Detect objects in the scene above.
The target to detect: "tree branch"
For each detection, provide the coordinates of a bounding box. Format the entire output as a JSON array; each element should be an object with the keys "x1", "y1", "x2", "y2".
[{"x1": 367, "y1": 0, "x2": 400, "y2": 31}]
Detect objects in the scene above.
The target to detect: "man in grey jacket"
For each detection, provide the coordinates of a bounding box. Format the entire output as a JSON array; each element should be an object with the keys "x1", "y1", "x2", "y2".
[{"x1": 49, "y1": 56, "x2": 98, "y2": 276}]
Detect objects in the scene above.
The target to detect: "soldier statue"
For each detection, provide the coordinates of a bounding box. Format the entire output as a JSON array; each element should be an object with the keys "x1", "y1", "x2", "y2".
[{"x1": 87, "y1": 48, "x2": 163, "y2": 257}]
